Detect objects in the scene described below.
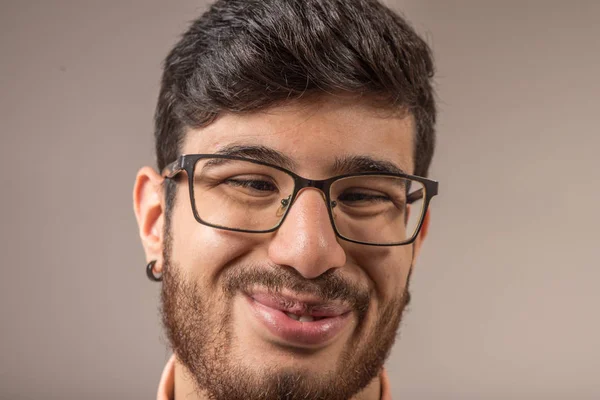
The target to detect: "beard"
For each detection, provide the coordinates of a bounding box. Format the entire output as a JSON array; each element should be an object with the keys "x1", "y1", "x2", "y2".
[{"x1": 160, "y1": 231, "x2": 412, "y2": 400}]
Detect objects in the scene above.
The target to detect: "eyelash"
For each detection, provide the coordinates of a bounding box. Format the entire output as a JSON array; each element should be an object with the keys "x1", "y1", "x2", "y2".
[
  {"x1": 225, "y1": 178, "x2": 277, "y2": 192},
  {"x1": 337, "y1": 191, "x2": 391, "y2": 203}
]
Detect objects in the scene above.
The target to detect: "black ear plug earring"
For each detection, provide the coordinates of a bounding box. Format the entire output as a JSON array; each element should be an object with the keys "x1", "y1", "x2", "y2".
[{"x1": 146, "y1": 260, "x2": 163, "y2": 282}]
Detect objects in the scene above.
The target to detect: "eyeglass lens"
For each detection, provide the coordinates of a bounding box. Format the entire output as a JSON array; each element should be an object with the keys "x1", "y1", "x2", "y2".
[{"x1": 191, "y1": 158, "x2": 425, "y2": 245}]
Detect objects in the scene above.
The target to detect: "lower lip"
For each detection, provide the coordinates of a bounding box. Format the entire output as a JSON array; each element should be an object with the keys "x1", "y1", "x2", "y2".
[{"x1": 245, "y1": 295, "x2": 351, "y2": 347}]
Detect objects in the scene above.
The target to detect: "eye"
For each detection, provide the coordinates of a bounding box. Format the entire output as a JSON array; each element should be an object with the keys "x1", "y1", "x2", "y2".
[
  {"x1": 337, "y1": 189, "x2": 392, "y2": 205},
  {"x1": 225, "y1": 177, "x2": 278, "y2": 193}
]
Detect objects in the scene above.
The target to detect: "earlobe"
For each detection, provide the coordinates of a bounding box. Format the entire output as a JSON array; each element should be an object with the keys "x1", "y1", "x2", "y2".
[
  {"x1": 411, "y1": 209, "x2": 431, "y2": 262},
  {"x1": 133, "y1": 166, "x2": 165, "y2": 263}
]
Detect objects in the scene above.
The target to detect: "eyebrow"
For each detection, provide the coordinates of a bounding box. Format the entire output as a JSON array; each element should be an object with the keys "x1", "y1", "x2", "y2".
[
  {"x1": 212, "y1": 144, "x2": 297, "y2": 170},
  {"x1": 332, "y1": 155, "x2": 408, "y2": 176},
  {"x1": 207, "y1": 144, "x2": 407, "y2": 176}
]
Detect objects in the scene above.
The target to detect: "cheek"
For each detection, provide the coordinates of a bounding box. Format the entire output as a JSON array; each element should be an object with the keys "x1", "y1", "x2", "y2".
[
  {"x1": 169, "y1": 194, "x2": 268, "y2": 283},
  {"x1": 345, "y1": 244, "x2": 413, "y2": 299}
]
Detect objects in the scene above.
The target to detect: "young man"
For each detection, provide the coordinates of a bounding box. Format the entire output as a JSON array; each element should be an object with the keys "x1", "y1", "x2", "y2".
[{"x1": 134, "y1": 1, "x2": 438, "y2": 399}]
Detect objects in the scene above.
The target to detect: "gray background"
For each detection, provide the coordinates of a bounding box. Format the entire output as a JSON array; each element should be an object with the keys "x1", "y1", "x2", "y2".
[{"x1": 1, "y1": 1, "x2": 599, "y2": 399}]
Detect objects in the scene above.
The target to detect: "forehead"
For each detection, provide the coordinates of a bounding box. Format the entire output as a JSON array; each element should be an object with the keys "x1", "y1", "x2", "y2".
[{"x1": 182, "y1": 96, "x2": 415, "y2": 176}]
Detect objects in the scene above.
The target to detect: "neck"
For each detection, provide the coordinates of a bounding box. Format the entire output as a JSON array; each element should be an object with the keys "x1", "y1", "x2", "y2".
[{"x1": 173, "y1": 359, "x2": 382, "y2": 400}]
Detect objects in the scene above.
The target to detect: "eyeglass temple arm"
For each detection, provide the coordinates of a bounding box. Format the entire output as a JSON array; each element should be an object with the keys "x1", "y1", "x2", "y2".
[
  {"x1": 161, "y1": 159, "x2": 184, "y2": 179},
  {"x1": 407, "y1": 188, "x2": 424, "y2": 204}
]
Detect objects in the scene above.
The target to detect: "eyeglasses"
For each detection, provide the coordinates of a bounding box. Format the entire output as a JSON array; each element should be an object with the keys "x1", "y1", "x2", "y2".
[{"x1": 162, "y1": 154, "x2": 438, "y2": 246}]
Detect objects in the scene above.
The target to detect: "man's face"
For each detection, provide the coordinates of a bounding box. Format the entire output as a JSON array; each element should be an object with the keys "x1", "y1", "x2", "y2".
[{"x1": 151, "y1": 96, "x2": 428, "y2": 399}]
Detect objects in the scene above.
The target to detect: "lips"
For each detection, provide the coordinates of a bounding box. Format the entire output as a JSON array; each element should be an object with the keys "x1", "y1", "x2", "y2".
[{"x1": 245, "y1": 291, "x2": 353, "y2": 347}]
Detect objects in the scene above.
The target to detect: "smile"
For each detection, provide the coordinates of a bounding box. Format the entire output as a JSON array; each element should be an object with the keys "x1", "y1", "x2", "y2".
[{"x1": 244, "y1": 291, "x2": 353, "y2": 347}]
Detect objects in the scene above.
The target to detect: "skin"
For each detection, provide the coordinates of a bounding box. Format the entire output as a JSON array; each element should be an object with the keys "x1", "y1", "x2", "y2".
[{"x1": 134, "y1": 95, "x2": 430, "y2": 399}]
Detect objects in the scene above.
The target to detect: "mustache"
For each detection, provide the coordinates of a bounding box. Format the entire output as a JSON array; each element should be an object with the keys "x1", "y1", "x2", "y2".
[{"x1": 221, "y1": 264, "x2": 371, "y2": 316}]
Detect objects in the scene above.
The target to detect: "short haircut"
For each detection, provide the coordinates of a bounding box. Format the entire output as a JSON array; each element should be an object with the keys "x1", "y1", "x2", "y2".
[{"x1": 155, "y1": 0, "x2": 436, "y2": 212}]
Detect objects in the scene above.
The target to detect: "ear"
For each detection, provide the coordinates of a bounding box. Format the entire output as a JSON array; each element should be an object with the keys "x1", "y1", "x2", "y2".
[
  {"x1": 133, "y1": 166, "x2": 165, "y2": 269},
  {"x1": 411, "y1": 208, "x2": 431, "y2": 263}
]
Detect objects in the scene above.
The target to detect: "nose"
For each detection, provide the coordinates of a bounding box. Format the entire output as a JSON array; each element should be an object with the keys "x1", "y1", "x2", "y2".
[{"x1": 267, "y1": 188, "x2": 347, "y2": 279}]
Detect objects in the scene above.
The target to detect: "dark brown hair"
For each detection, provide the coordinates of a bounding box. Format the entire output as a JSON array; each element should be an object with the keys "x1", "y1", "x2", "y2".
[{"x1": 155, "y1": 0, "x2": 436, "y2": 182}]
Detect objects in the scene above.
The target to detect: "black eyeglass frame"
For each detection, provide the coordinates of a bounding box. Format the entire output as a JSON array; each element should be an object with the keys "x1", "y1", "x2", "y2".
[{"x1": 162, "y1": 154, "x2": 439, "y2": 246}]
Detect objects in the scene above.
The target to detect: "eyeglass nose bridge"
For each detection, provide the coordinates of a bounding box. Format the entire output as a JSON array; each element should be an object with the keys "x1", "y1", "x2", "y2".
[
  {"x1": 297, "y1": 176, "x2": 328, "y2": 190},
  {"x1": 277, "y1": 176, "x2": 337, "y2": 235},
  {"x1": 288, "y1": 176, "x2": 334, "y2": 207}
]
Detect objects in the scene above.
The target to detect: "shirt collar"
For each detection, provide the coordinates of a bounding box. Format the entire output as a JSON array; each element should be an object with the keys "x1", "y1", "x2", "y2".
[{"x1": 157, "y1": 355, "x2": 392, "y2": 400}]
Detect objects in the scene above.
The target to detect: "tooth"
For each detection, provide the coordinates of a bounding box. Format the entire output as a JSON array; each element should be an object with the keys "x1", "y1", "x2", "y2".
[
  {"x1": 286, "y1": 312, "x2": 300, "y2": 321},
  {"x1": 298, "y1": 315, "x2": 315, "y2": 322}
]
